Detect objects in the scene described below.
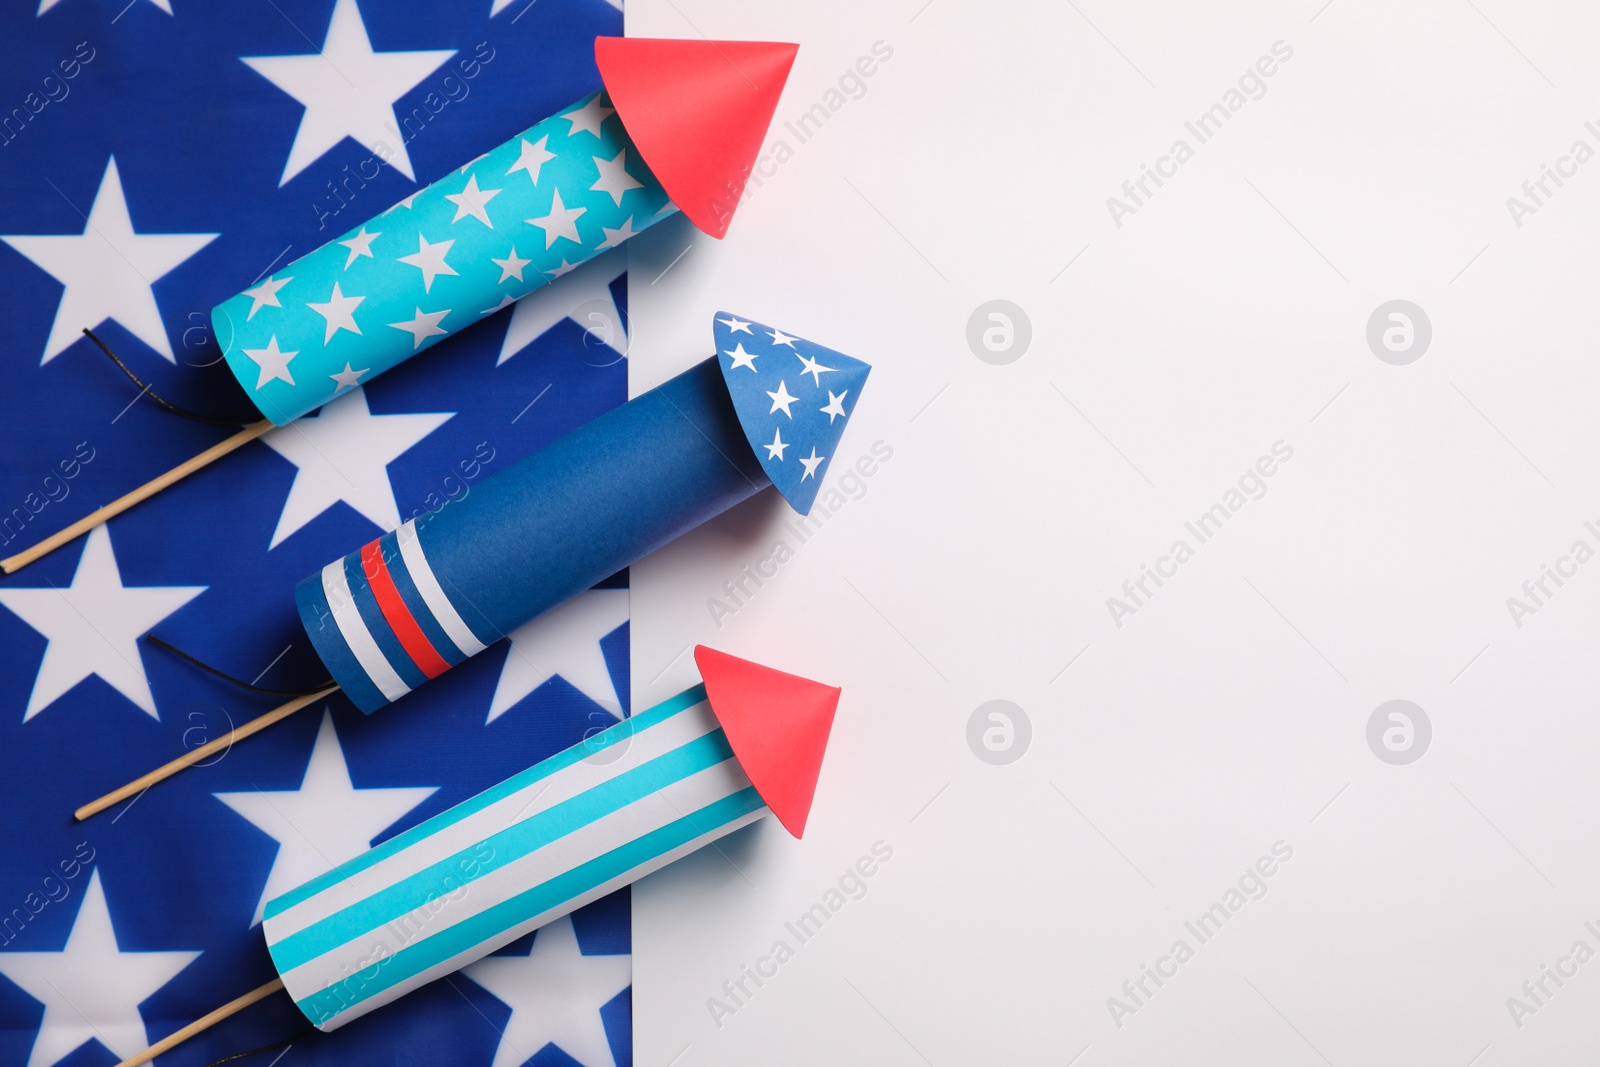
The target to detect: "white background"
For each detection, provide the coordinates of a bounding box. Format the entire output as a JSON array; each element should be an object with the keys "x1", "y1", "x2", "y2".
[{"x1": 626, "y1": 1, "x2": 1600, "y2": 1063}]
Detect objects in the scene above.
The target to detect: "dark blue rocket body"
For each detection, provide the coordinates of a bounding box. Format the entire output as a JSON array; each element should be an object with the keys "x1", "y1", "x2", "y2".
[{"x1": 295, "y1": 313, "x2": 869, "y2": 713}]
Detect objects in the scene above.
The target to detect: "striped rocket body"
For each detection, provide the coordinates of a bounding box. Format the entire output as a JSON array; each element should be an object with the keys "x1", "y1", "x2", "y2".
[
  {"x1": 262, "y1": 683, "x2": 769, "y2": 1030},
  {"x1": 212, "y1": 90, "x2": 674, "y2": 426},
  {"x1": 294, "y1": 355, "x2": 770, "y2": 713},
  {"x1": 304, "y1": 520, "x2": 488, "y2": 710}
]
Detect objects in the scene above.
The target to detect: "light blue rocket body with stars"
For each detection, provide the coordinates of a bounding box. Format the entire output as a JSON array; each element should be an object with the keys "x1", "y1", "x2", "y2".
[{"x1": 212, "y1": 92, "x2": 673, "y2": 425}]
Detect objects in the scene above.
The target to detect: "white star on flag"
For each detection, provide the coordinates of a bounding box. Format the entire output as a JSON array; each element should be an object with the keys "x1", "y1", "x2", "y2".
[
  {"x1": 39, "y1": 0, "x2": 169, "y2": 14},
  {"x1": 2, "y1": 156, "x2": 217, "y2": 363},
  {"x1": 307, "y1": 281, "x2": 364, "y2": 341},
  {"x1": 492, "y1": 0, "x2": 621, "y2": 13},
  {"x1": 488, "y1": 588, "x2": 629, "y2": 722},
  {"x1": 463, "y1": 915, "x2": 630, "y2": 1067},
  {"x1": 397, "y1": 234, "x2": 459, "y2": 292},
  {"x1": 337, "y1": 227, "x2": 381, "y2": 268},
  {"x1": 0, "y1": 870, "x2": 200, "y2": 1067},
  {"x1": 240, "y1": 274, "x2": 293, "y2": 319},
  {"x1": 242, "y1": 0, "x2": 455, "y2": 184},
  {"x1": 725, "y1": 343, "x2": 758, "y2": 371},
  {"x1": 444, "y1": 174, "x2": 502, "y2": 227},
  {"x1": 799, "y1": 447, "x2": 825, "y2": 479},
  {"x1": 241, "y1": 335, "x2": 299, "y2": 388},
  {"x1": 386, "y1": 190, "x2": 420, "y2": 213},
  {"x1": 216, "y1": 711, "x2": 436, "y2": 925},
  {"x1": 260, "y1": 386, "x2": 452, "y2": 548},
  {"x1": 389, "y1": 306, "x2": 451, "y2": 349},
  {"x1": 526, "y1": 189, "x2": 586, "y2": 248},
  {"x1": 498, "y1": 255, "x2": 626, "y2": 366},
  {"x1": 768, "y1": 328, "x2": 800, "y2": 347},
  {"x1": 0, "y1": 527, "x2": 205, "y2": 722},
  {"x1": 717, "y1": 315, "x2": 752, "y2": 334}
]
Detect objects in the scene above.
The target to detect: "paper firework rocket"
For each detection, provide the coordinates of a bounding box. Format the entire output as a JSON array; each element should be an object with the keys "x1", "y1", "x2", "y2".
[
  {"x1": 299, "y1": 312, "x2": 871, "y2": 712},
  {"x1": 113, "y1": 648, "x2": 840, "y2": 1063},
  {"x1": 270, "y1": 649, "x2": 834, "y2": 1026},
  {"x1": 72, "y1": 315, "x2": 876, "y2": 819},
  {"x1": 1, "y1": 36, "x2": 798, "y2": 577},
  {"x1": 213, "y1": 37, "x2": 799, "y2": 426},
  {"x1": 72, "y1": 313, "x2": 870, "y2": 819}
]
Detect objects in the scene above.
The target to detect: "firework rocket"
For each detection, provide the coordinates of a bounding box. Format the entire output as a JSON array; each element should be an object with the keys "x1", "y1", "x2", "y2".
[
  {"x1": 212, "y1": 37, "x2": 799, "y2": 425},
  {"x1": 1, "y1": 37, "x2": 800, "y2": 577},
  {"x1": 266, "y1": 648, "x2": 837, "y2": 1027},
  {"x1": 298, "y1": 311, "x2": 871, "y2": 712},
  {"x1": 111, "y1": 647, "x2": 840, "y2": 1065}
]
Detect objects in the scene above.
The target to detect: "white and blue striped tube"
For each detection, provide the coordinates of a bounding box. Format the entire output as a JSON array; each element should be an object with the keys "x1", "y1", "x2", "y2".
[{"x1": 260, "y1": 683, "x2": 767, "y2": 1029}]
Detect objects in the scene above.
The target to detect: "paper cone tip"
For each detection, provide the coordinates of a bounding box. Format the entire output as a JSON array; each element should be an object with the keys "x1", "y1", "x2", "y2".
[
  {"x1": 596, "y1": 37, "x2": 798, "y2": 239},
  {"x1": 711, "y1": 311, "x2": 871, "y2": 515},
  {"x1": 695, "y1": 645, "x2": 839, "y2": 838}
]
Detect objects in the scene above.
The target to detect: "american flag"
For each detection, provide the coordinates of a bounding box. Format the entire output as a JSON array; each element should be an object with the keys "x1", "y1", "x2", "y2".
[{"x1": 0, "y1": 2, "x2": 643, "y2": 1065}]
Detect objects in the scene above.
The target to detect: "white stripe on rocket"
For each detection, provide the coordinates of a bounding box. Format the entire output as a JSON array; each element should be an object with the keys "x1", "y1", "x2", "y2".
[
  {"x1": 266, "y1": 696, "x2": 723, "y2": 939},
  {"x1": 396, "y1": 519, "x2": 487, "y2": 656},
  {"x1": 297, "y1": 803, "x2": 765, "y2": 1031},
  {"x1": 273, "y1": 752, "x2": 760, "y2": 1023},
  {"x1": 320, "y1": 559, "x2": 411, "y2": 703}
]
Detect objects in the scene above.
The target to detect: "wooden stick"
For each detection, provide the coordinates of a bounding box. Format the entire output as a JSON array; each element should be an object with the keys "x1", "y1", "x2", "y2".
[
  {"x1": 75, "y1": 685, "x2": 338, "y2": 821},
  {"x1": 113, "y1": 977, "x2": 287, "y2": 1067},
  {"x1": 1, "y1": 419, "x2": 274, "y2": 575}
]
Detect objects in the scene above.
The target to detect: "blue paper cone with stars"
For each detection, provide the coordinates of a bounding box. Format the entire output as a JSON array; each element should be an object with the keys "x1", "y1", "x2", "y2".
[{"x1": 712, "y1": 312, "x2": 871, "y2": 515}]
